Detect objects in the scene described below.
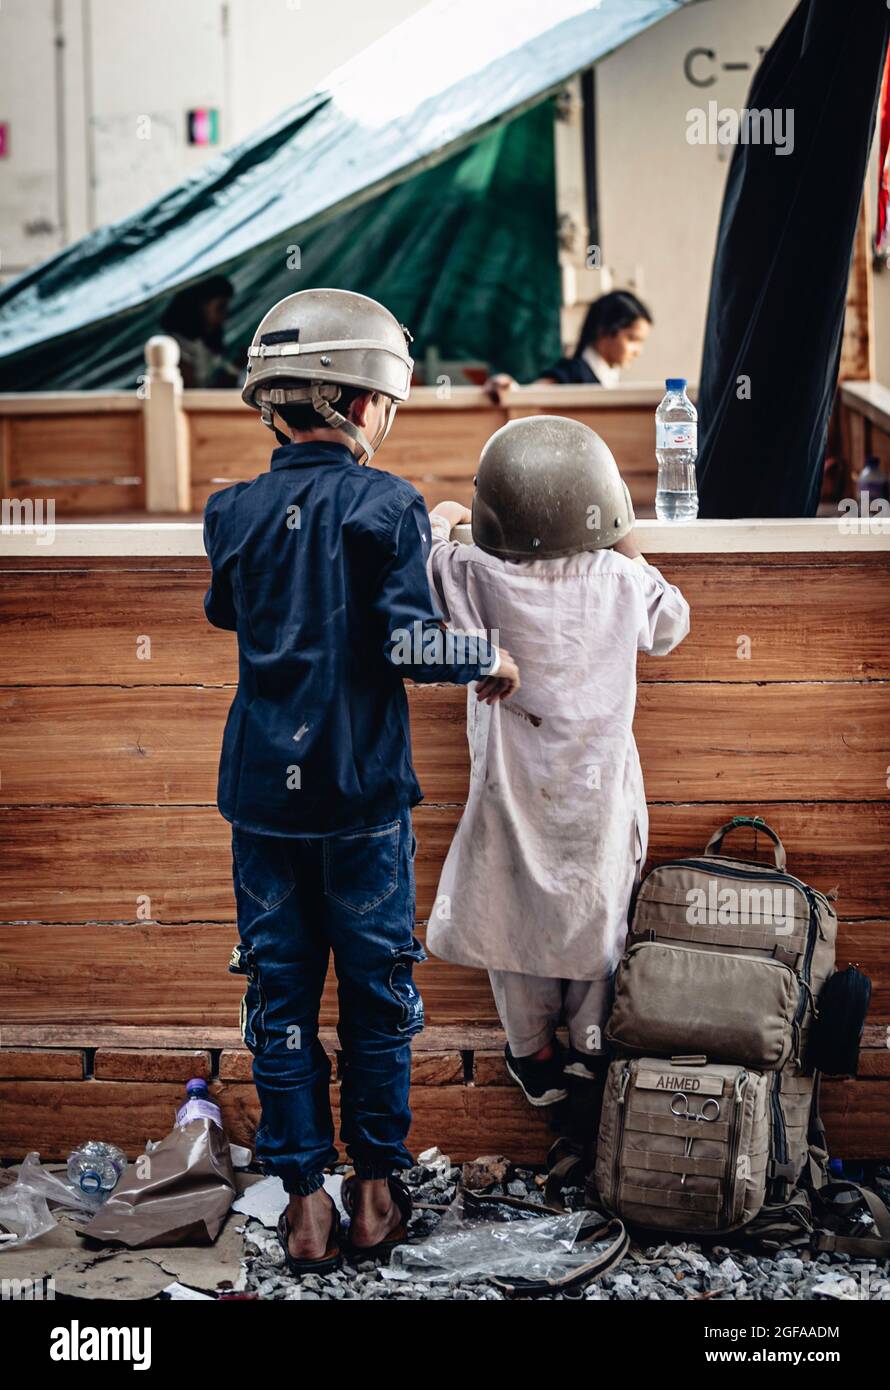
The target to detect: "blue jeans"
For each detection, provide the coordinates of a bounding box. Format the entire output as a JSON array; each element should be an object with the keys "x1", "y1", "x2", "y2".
[{"x1": 229, "y1": 807, "x2": 426, "y2": 1195}]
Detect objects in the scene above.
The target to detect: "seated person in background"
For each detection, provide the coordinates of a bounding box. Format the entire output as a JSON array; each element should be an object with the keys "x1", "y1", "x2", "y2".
[
  {"x1": 160, "y1": 275, "x2": 242, "y2": 388},
  {"x1": 486, "y1": 289, "x2": 652, "y2": 401}
]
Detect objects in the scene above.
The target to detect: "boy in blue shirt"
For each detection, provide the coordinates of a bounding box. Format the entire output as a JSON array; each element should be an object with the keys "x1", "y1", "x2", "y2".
[{"x1": 203, "y1": 289, "x2": 518, "y2": 1272}]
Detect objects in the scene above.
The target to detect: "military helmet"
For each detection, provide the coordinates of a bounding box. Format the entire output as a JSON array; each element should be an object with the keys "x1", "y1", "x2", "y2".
[
  {"x1": 242, "y1": 288, "x2": 414, "y2": 462},
  {"x1": 471, "y1": 416, "x2": 634, "y2": 560}
]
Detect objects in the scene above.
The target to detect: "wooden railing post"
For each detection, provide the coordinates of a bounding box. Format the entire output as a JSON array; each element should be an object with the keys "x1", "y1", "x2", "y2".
[{"x1": 143, "y1": 336, "x2": 191, "y2": 512}]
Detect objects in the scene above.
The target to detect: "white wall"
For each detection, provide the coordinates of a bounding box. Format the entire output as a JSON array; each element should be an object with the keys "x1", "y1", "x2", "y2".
[
  {"x1": 0, "y1": 0, "x2": 423, "y2": 279},
  {"x1": 594, "y1": 0, "x2": 799, "y2": 386}
]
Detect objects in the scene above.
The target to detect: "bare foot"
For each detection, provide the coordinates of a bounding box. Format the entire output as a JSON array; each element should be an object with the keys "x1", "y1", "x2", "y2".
[
  {"x1": 284, "y1": 1190, "x2": 336, "y2": 1261},
  {"x1": 348, "y1": 1178, "x2": 403, "y2": 1249}
]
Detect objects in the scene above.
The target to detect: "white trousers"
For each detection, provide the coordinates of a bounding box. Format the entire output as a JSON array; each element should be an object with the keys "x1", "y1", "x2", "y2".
[{"x1": 488, "y1": 969, "x2": 616, "y2": 1057}]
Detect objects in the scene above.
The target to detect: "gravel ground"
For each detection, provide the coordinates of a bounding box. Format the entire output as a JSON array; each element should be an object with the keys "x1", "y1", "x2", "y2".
[{"x1": 239, "y1": 1157, "x2": 890, "y2": 1302}]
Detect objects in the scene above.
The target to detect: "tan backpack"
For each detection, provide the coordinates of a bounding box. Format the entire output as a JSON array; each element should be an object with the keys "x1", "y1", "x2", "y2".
[
  {"x1": 529, "y1": 816, "x2": 888, "y2": 1281},
  {"x1": 599, "y1": 816, "x2": 837, "y2": 1232}
]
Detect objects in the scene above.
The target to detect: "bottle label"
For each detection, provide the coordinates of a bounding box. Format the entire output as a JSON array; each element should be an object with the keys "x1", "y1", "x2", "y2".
[
  {"x1": 176, "y1": 1098, "x2": 222, "y2": 1128},
  {"x1": 657, "y1": 421, "x2": 697, "y2": 451}
]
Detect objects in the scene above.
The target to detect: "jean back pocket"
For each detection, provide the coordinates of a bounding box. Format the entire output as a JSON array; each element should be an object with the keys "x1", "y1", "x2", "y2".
[{"x1": 323, "y1": 818, "x2": 401, "y2": 915}]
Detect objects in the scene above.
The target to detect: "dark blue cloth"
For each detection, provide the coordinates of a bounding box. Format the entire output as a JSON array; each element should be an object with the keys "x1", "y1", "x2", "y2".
[
  {"x1": 541, "y1": 354, "x2": 599, "y2": 385},
  {"x1": 204, "y1": 441, "x2": 494, "y2": 836},
  {"x1": 230, "y1": 807, "x2": 424, "y2": 1190}
]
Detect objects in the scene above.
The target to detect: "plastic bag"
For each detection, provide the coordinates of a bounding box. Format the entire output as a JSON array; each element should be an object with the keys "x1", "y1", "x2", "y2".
[
  {"x1": 388, "y1": 1197, "x2": 594, "y2": 1284},
  {"x1": 79, "y1": 1118, "x2": 235, "y2": 1248},
  {"x1": 14, "y1": 1152, "x2": 101, "y2": 1214},
  {"x1": 0, "y1": 1151, "x2": 104, "y2": 1249}
]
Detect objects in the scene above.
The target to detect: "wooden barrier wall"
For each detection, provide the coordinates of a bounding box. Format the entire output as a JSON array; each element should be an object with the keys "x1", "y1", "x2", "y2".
[
  {"x1": 187, "y1": 387, "x2": 663, "y2": 515},
  {"x1": 0, "y1": 543, "x2": 888, "y2": 1163},
  {"x1": 0, "y1": 385, "x2": 664, "y2": 519}
]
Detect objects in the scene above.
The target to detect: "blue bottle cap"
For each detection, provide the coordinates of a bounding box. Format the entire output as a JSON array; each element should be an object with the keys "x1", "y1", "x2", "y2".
[{"x1": 665, "y1": 378, "x2": 687, "y2": 391}]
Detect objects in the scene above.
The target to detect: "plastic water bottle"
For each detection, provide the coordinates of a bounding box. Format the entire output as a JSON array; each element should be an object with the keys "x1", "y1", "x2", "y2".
[
  {"x1": 175, "y1": 1077, "x2": 223, "y2": 1129},
  {"x1": 67, "y1": 1141, "x2": 127, "y2": 1201},
  {"x1": 656, "y1": 378, "x2": 699, "y2": 520}
]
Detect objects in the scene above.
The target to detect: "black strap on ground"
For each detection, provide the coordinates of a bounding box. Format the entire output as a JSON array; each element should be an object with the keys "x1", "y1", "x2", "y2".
[{"x1": 696, "y1": 0, "x2": 890, "y2": 517}]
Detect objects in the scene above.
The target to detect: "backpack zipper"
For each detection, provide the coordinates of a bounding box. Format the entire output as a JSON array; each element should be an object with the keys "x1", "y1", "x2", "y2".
[
  {"x1": 770, "y1": 1071, "x2": 788, "y2": 1175},
  {"x1": 612, "y1": 1063, "x2": 631, "y2": 1208},
  {"x1": 721, "y1": 1070, "x2": 748, "y2": 1229}
]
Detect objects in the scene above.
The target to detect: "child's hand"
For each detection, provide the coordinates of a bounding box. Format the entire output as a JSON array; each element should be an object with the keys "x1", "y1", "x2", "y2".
[
  {"x1": 483, "y1": 373, "x2": 518, "y2": 404},
  {"x1": 477, "y1": 647, "x2": 520, "y2": 704},
  {"x1": 431, "y1": 500, "x2": 472, "y2": 530}
]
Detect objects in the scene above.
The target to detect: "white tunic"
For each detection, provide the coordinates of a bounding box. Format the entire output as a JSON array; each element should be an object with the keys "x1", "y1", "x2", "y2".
[{"x1": 425, "y1": 522, "x2": 690, "y2": 981}]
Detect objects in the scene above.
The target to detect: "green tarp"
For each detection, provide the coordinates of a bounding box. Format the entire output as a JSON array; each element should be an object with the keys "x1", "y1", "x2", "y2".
[{"x1": 0, "y1": 0, "x2": 696, "y2": 389}]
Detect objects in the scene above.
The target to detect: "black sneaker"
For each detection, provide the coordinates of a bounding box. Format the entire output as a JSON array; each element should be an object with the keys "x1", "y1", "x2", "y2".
[
  {"x1": 563, "y1": 1048, "x2": 609, "y2": 1082},
  {"x1": 504, "y1": 1042, "x2": 569, "y2": 1106}
]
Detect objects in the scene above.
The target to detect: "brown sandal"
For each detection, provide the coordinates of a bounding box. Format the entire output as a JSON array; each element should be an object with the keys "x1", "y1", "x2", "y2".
[
  {"x1": 277, "y1": 1196, "x2": 342, "y2": 1276},
  {"x1": 341, "y1": 1173, "x2": 413, "y2": 1260}
]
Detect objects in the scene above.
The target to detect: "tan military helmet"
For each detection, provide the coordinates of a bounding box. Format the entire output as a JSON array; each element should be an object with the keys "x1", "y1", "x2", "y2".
[
  {"x1": 242, "y1": 288, "x2": 414, "y2": 463},
  {"x1": 471, "y1": 415, "x2": 635, "y2": 560}
]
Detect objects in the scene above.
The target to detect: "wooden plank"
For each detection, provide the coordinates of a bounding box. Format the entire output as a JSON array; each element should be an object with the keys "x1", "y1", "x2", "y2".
[
  {"x1": 0, "y1": 1077, "x2": 556, "y2": 1162},
  {"x1": 1, "y1": 803, "x2": 888, "y2": 922},
  {"x1": 3, "y1": 482, "x2": 145, "y2": 513},
  {"x1": 0, "y1": 1050, "x2": 83, "y2": 1080},
  {"x1": 0, "y1": 1075, "x2": 884, "y2": 1163},
  {"x1": 185, "y1": 400, "x2": 660, "y2": 514},
  {"x1": 3, "y1": 557, "x2": 889, "y2": 686},
  {"x1": 7, "y1": 416, "x2": 143, "y2": 487},
  {"x1": 2, "y1": 681, "x2": 888, "y2": 805},
  {"x1": 0, "y1": 1022, "x2": 507, "y2": 1052},
  {"x1": 1, "y1": 918, "x2": 886, "y2": 1031},
  {"x1": 0, "y1": 921, "x2": 499, "y2": 1028},
  {"x1": 93, "y1": 1049, "x2": 211, "y2": 1082},
  {"x1": 0, "y1": 394, "x2": 139, "y2": 415},
  {"x1": 0, "y1": 570, "x2": 235, "y2": 686}
]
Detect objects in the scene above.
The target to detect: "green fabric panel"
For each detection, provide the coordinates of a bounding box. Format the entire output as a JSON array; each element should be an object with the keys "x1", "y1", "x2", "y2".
[{"x1": 240, "y1": 98, "x2": 561, "y2": 385}]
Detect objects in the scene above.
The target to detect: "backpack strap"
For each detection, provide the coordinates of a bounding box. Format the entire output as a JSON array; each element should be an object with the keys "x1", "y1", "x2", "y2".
[
  {"x1": 811, "y1": 1181, "x2": 890, "y2": 1259},
  {"x1": 460, "y1": 1189, "x2": 629, "y2": 1296},
  {"x1": 703, "y1": 816, "x2": 787, "y2": 871}
]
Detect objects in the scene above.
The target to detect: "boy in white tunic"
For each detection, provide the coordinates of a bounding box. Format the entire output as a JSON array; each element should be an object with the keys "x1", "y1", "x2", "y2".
[{"x1": 425, "y1": 416, "x2": 690, "y2": 1109}]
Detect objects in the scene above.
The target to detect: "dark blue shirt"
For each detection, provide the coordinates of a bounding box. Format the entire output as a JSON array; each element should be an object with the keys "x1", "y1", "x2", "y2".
[
  {"x1": 203, "y1": 441, "x2": 494, "y2": 837},
  {"x1": 543, "y1": 355, "x2": 599, "y2": 385}
]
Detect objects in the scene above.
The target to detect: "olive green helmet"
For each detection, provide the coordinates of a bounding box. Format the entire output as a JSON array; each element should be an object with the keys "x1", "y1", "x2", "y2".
[
  {"x1": 471, "y1": 415, "x2": 635, "y2": 560},
  {"x1": 242, "y1": 288, "x2": 414, "y2": 463}
]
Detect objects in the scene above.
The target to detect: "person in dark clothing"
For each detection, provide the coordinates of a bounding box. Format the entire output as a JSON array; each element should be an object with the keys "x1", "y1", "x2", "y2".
[
  {"x1": 203, "y1": 288, "x2": 519, "y2": 1274},
  {"x1": 485, "y1": 289, "x2": 653, "y2": 399},
  {"x1": 160, "y1": 274, "x2": 241, "y2": 387}
]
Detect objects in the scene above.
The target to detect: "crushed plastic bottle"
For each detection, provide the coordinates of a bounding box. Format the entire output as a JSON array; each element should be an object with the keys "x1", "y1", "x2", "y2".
[{"x1": 66, "y1": 1140, "x2": 127, "y2": 1202}]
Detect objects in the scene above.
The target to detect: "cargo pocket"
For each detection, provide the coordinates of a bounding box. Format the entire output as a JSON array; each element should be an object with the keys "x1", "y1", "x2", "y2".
[
  {"x1": 232, "y1": 829, "x2": 295, "y2": 912},
  {"x1": 389, "y1": 936, "x2": 427, "y2": 1036},
  {"x1": 323, "y1": 818, "x2": 400, "y2": 915},
  {"x1": 229, "y1": 944, "x2": 267, "y2": 1054}
]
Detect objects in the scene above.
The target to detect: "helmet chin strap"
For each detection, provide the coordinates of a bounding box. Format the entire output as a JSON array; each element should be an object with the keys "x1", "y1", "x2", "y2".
[{"x1": 261, "y1": 385, "x2": 397, "y2": 466}]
